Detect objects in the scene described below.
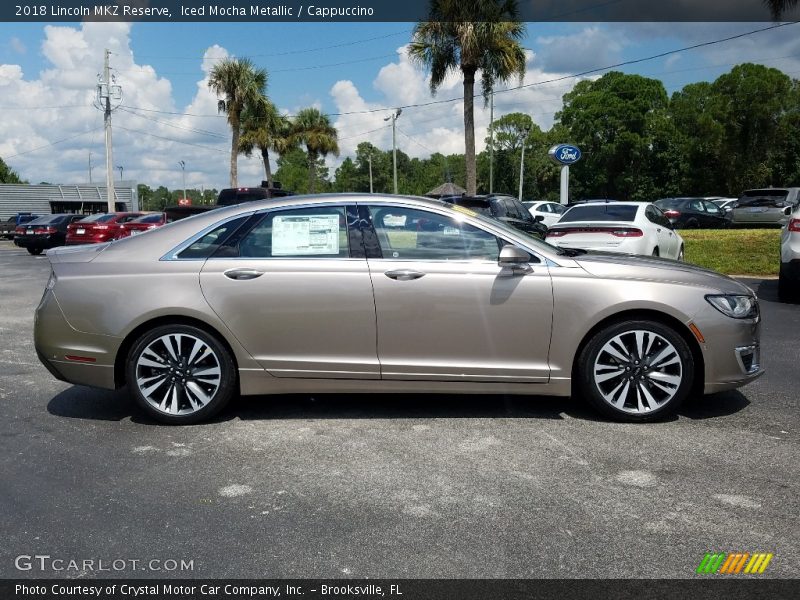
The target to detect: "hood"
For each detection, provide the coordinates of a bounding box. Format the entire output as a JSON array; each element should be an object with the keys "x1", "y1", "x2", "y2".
[
  {"x1": 46, "y1": 243, "x2": 110, "y2": 264},
  {"x1": 573, "y1": 252, "x2": 753, "y2": 295}
]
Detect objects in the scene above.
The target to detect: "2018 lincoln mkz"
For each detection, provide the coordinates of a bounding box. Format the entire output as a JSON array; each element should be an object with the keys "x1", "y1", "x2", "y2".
[{"x1": 34, "y1": 194, "x2": 763, "y2": 424}]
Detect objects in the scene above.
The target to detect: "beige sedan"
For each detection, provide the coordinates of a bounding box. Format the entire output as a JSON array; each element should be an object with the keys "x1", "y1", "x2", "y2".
[{"x1": 35, "y1": 194, "x2": 763, "y2": 424}]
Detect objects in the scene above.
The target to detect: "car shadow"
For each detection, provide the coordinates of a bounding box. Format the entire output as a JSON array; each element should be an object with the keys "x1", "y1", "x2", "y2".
[
  {"x1": 47, "y1": 386, "x2": 752, "y2": 424},
  {"x1": 752, "y1": 278, "x2": 800, "y2": 305},
  {"x1": 678, "y1": 390, "x2": 751, "y2": 419}
]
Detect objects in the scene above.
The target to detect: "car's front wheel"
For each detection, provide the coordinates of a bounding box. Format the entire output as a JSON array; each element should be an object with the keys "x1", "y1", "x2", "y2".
[
  {"x1": 576, "y1": 320, "x2": 694, "y2": 422},
  {"x1": 126, "y1": 324, "x2": 237, "y2": 424}
]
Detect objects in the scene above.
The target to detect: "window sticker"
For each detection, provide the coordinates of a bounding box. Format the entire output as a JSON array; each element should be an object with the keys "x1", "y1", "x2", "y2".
[
  {"x1": 272, "y1": 214, "x2": 340, "y2": 255},
  {"x1": 443, "y1": 226, "x2": 460, "y2": 235}
]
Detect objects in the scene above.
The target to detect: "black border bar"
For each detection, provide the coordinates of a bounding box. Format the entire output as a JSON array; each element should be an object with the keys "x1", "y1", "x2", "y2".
[
  {"x1": 3, "y1": 579, "x2": 800, "y2": 600},
  {"x1": 3, "y1": 1, "x2": 800, "y2": 23}
]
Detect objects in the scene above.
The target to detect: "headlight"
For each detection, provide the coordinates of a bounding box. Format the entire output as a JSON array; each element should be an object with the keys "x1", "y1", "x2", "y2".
[{"x1": 705, "y1": 294, "x2": 758, "y2": 319}]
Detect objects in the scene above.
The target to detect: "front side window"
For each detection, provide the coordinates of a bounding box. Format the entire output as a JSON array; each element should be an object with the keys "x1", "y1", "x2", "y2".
[
  {"x1": 367, "y1": 205, "x2": 500, "y2": 261},
  {"x1": 223, "y1": 206, "x2": 349, "y2": 259}
]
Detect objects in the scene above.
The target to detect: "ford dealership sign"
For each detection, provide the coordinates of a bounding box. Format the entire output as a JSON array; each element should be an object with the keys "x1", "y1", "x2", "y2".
[{"x1": 548, "y1": 144, "x2": 582, "y2": 165}]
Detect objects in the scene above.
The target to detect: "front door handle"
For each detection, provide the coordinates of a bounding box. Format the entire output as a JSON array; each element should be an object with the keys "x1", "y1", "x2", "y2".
[
  {"x1": 385, "y1": 269, "x2": 425, "y2": 281},
  {"x1": 224, "y1": 268, "x2": 264, "y2": 280}
]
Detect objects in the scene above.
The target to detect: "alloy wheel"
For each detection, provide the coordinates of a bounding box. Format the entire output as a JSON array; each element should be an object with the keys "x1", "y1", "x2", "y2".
[
  {"x1": 135, "y1": 333, "x2": 222, "y2": 416},
  {"x1": 592, "y1": 329, "x2": 683, "y2": 415}
]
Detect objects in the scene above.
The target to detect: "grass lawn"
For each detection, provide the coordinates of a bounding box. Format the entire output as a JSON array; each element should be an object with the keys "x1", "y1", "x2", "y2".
[{"x1": 681, "y1": 228, "x2": 781, "y2": 276}]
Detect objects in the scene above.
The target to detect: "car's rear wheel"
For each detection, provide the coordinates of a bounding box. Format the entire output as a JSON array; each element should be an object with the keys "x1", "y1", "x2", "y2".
[
  {"x1": 126, "y1": 325, "x2": 236, "y2": 425},
  {"x1": 576, "y1": 320, "x2": 694, "y2": 422},
  {"x1": 686, "y1": 218, "x2": 699, "y2": 229},
  {"x1": 27, "y1": 247, "x2": 43, "y2": 255}
]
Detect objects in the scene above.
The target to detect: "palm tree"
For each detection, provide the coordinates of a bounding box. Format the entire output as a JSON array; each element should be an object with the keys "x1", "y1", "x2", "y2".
[
  {"x1": 765, "y1": 0, "x2": 798, "y2": 17},
  {"x1": 239, "y1": 100, "x2": 292, "y2": 188},
  {"x1": 208, "y1": 57, "x2": 267, "y2": 187},
  {"x1": 409, "y1": 0, "x2": 526, "y2": 195},
  {"x1": 292, "y1": 108, "x2": 339, "y2": 193}
]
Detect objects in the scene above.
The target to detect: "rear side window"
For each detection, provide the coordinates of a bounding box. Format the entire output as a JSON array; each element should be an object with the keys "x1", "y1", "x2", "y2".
[
  {"x1": 218, "y1": 206, "x2": 349, "y2": 259},
  {"x1": 562, "y1": 205, "x2": 638, "y2": 222},
  {"x1": 136, "y1": 214, "x2": 164, "y2": 224}
]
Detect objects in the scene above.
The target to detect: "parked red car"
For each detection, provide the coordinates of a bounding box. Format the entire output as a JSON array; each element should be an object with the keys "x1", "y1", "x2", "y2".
[
  {"x1": 65, "y1": 213, "x2": 144, "y2": 245},
  {"x1": 119, "y1": 212, "x2": 171, "y2": 237}
]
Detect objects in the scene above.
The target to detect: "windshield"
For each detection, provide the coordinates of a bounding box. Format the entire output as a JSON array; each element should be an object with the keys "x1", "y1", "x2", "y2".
[
  {"x1": 738, "y1": 190, "x2": 789, "y2": 207},
  {"x1": 561, "y1": 204, "x2": 638, "y2": 222}
]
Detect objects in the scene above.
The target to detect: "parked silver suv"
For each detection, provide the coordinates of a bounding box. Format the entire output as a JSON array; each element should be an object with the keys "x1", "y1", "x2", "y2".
[
  {"x1": 730, "y1": 188, "x2": 800, "y2": 227},
  {"x1": 779, "y1": 204, "x2": 800, "y2": 300}
]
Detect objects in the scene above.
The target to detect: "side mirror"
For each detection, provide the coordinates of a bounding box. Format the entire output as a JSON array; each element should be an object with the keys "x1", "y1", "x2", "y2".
[
  {"x1": 784, "y1": 206, "x2": 792, "y2": 216},
  {"x1": 498, "y1": 245, "x2": 531, "y2": 266},
  {"x1": 534, "y1": 215, "x2": 545, "y2": 223}
]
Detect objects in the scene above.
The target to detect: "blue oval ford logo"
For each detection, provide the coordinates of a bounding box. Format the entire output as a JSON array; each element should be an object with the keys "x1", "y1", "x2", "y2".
[{"x1": 548, "y1": 144, "x2": 582, "y2": 165}]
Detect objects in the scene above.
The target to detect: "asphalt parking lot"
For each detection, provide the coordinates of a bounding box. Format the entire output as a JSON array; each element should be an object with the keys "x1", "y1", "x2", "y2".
[{"x1": 0, "y1": 239, "x2": 798, "y2": 579}]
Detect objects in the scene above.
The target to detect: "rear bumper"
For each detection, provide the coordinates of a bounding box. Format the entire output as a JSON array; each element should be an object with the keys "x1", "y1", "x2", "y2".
[
  {"x1": 34, "y1": 289, "x2": 119, "y2": 390},
  {"x1": 14, "y1": 235, "x2": 62, "y2": 249}
]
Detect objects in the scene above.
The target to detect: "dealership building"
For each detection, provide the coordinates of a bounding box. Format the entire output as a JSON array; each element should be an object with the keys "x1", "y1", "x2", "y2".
[{"x1": 0, "y1": 182, "x2": 139, "y2": 220}]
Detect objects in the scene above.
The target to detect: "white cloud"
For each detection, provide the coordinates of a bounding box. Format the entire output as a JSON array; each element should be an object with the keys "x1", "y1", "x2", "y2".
[{"x1": 9, "y1": 37, "x2": 26, "y2": 54}]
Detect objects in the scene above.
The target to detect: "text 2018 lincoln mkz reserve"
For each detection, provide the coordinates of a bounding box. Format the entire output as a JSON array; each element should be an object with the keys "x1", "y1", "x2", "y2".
[{"x1": 34, "y1": 194, "x2": 763, "y2": 424}]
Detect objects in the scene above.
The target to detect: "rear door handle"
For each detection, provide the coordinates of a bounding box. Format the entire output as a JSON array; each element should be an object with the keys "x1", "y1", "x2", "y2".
[
  {"x1": 385, "y1": 269, "x2": 425, "y2": 281},
  {"x1": 224, "y1": 268, "x2": 264, "y2": 280}
]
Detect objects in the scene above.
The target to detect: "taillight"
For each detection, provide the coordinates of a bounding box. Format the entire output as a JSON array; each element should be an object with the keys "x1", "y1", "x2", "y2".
[
  {"x1": 611, "y1": 228, "x2": 643, "y2": 237},
  {"x1": 789, "y1": 218, "x2": 800, "y2": 232},
  {"x1": 93, "y1": 225, "x2": 110, "y2": 230},
  {"x1": 663, "y1": 210, "x2": 681, "y2": 218},
  {"x1": 36, "y1": 227, "x2": 57, "y2": 235},
  {"x1": 14, "y1": 226, "x2": 24, "y2": 234}
]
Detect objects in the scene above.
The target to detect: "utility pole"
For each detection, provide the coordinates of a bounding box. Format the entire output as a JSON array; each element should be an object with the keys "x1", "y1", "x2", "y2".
[
  {"x1": 116, "y1": 165, "x2": 123, "y2": 181},
  {"x1": 384, "y1": 108, "x2": 402, "y2": 195},
  {"x1": 518, "y1": 124, "x2": 531, "y2": 202},
  {"x1": 88, "y1": 152, "x2": 93, "y2": 184},
  {"x1": 98, "y1": 49, "x2": 121, "y2": 213},
  {"x1": 489, "y1": 89, "x2": 494, "y2": 194},
  {"x1": 367, "y1": 151, "x2": 373, "y2": 193},
  {"x1": 179, "y1": 161, "x2": 187, "y2": 201}
]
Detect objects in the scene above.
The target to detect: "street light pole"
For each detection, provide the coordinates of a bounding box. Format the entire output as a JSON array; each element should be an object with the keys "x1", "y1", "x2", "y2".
[
  {"x1": 116, "y1": 165, "x2": 123, "y2": 181},
  {"x1": 367, "y1": 151, "x2": 373, "y2": 194},
  {"x1": 179, "y1": 161, "x2": 187, "y2": 201},
  {"x1": 518, "y1": 124, "x2": 531, "y2": 202},
  {"x1": 489, "y1": 89, "x2": 494, "y2": 194},
  {"x1": 384, "y1": 108, "x2": 402, "y2": 195}
]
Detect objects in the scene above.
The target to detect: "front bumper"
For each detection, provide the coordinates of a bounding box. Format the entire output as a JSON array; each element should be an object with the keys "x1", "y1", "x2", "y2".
[{"x1": 694, "y1": 302, "x2": 764, "y2": 394}]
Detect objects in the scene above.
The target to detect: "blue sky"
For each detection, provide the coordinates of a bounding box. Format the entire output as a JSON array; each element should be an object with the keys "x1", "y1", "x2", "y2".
[{"x1": 2, "y1": 21, "x2": 800, "y2": 189}]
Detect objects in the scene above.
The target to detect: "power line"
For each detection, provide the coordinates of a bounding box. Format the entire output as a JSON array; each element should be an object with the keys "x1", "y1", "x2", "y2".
[
  {"x1": 117, "y1": 107, "x2": 227, "y2": 139},
  {"x1": 133, "y1": 29, "x2": 411, "y2": 60},
  {"x1": 4, "y1": 127, "x2": 103, "y2": 159},
  {"x1": 114, "y1": 125, "x2": 229, "y2": 154}
]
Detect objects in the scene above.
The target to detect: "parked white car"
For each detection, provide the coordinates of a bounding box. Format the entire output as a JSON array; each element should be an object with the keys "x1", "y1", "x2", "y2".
[
  {"x1": 545, "y1": 201, "x2": 684, "y2": 260},
  {"x1": 779, "y1": 204, "x2": 800, "y2": 300},
  {"x1": 523, "y1": 201, "x2": 568, "y2": 227}
]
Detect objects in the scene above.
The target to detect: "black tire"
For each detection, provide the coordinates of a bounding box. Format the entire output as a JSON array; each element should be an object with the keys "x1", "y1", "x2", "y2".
[
  {"x1": 686, "y1": 219, "x2": 699, "y2": 229},
  {"x1": 778, "y1": 269, "x2": 799, "y2": 302},
  {"x1": 576, "y1": 319, "x2": 694, "y2": 422},
  {"x1": 126, "y1": 324, "x2": 237, "y2": 425},
  {"x1": 27, "y1": 247, "x2": 43, "y2": 255}
]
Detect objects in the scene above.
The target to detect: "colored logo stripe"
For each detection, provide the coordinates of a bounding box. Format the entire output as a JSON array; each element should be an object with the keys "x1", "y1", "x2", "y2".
[{"x1": 697, "y1": 553, "x2": 773, "y2": 574}]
